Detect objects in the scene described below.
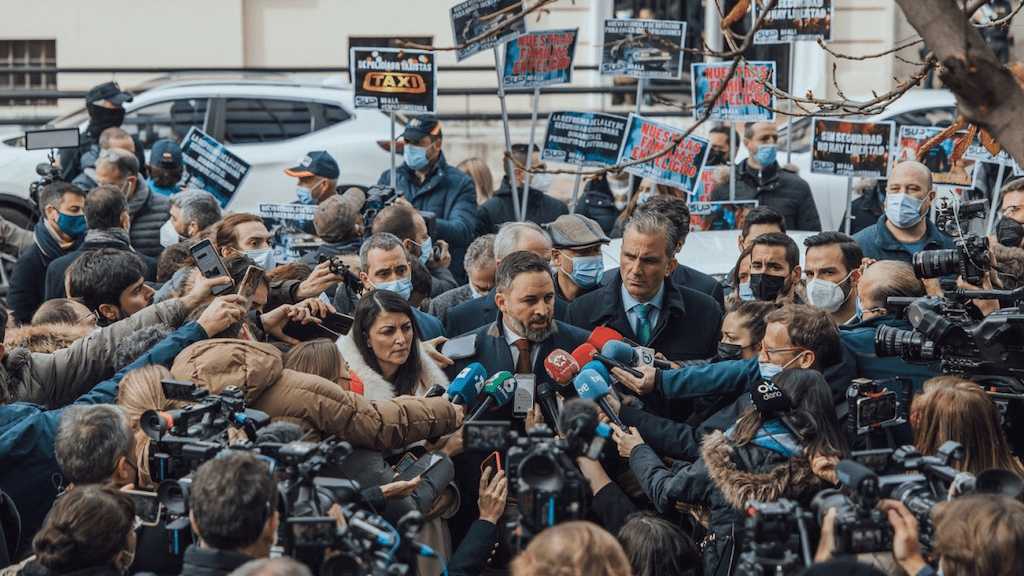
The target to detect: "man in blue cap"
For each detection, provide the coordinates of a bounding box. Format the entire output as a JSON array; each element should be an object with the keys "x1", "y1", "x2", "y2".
[
  {"x1": 147, "y1": 139, "x2": 184, "y2": 197},
  {"x1": 59, "y1": 81, "x2": 147, "y2": 183},
  {"x1": 285, "y1": 150, "x2": 339, "y2": 205},
  {"x1": 377, "y1": 115, "x2": 477, "y2": 282}
]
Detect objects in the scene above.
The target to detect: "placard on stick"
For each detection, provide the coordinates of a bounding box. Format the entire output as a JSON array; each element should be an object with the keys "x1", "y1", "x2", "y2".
[
  {"x1": 502, "y1": 29, "x2": 578, "y2": 89},
  {"x1": 753, "y1": 0, "x2": 832, "y2": 44},
  {"x1": 349, "y1": 47, "x2": 437, "y2": 113},
  {"x1": 600, "y1": 18, "x2": 686, "y2": 79},
  {"x1": 450, "y1": 0, "x2": 526, "y2": 61},
  {"x1": 810, "y1": 118, "x2": 894, "y2": 178},
  {"x1": 691, "y1": 61, "x2": 776, "y2": 122},
  {"x1": 180, "y1": 127, "x2": 250, "y2": 207},
  {"x1": 896, "y1": 125, "x2": 976, "y2": 188},
  {"x1": 616, "y1": 114, "x2": 710, "y2": 191},
  {"x1": 541, "y1": 111, "x2": 628, "y2": 167}
]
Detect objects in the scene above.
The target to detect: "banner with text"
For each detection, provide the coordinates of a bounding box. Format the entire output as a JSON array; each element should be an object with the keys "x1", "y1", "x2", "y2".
[
  {"x1": 450, "y1": 0, "x2": 526, "y2": 61},
  {"x1": 600, "y1": 18, "x2": 686, "y2": 79},
  {"x1": 502, "y1": 29, "x2": 578, "y2": 89},
  {"x1": 180, "y1": 127, "x2": 250, "y2": 207},
  {"x1": 896, "y1": 125, "x2": 977, "y2": 187},
  {"x1": 350, "y1": 47, "x2": 437, "y2": 113},
  {"x1": 542, "y1": 111, "x2": 628, "y2": 167},
  {"x1": 810, "y1": 118, "x2": 894, "y2": 178},
  {"x1": 690, "y1": 200, "x2": 760, "y2": 231},
  {"x1": 753, "y1": 0, "x2": 832, "y2": 44},
  {"x1": 691, "y1": 61, "x2": 776, "y2": 122},
  {"x1": 616, "y1": 114, "x2": 710, "y2": 191}
]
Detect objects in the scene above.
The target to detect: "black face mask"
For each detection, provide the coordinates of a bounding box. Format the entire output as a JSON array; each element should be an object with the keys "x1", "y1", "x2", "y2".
[
  {"x1": 706, "y1": 149, "x2": 727, "y2": 166},
  {"x1": 86, "y1": 103, "x2": 125, "y2": 135},
  {"x1": 717, "y1": 341, "x2": 744, "y2": 361},
  {"x1": 997, "y1": 217, "x2": 1024, "y2": 248},
  {"x1": 749, "y1": 273, "x2": 787, "y2": 301}
]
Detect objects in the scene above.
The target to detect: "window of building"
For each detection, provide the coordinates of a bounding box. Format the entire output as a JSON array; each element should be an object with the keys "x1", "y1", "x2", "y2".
[{"x1": 0, "y1": 39, "x2": 57, "y2": 106}]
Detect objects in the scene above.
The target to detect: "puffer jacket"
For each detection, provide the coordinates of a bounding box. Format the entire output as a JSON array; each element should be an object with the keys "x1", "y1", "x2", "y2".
[
  {"x1": 6, "y1": 299, "x2": 187, "y2": 409},
  {"x1": 629, "y1": 429, "x2": 829, "y2": 576},
  {"x1": 4, "y1": 323, "x2": 94, "y2": 354},
  {"x1": 337, "y1": 333, "x2": 450, "y2": 400},
  {"x1": 126, "y1": 179, "x2": 171, "y2": 258}
]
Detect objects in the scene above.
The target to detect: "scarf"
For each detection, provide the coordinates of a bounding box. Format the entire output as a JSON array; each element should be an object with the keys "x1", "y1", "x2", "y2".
[
  {"x1": 33, "y1": 219, "x2": 80, "y2": 263},
  {"x1": 726, "y1": 418, "x2": 804, "y2": 457},
  {"x1": 82, "y1": 228, "x2": 133, "y2": 251}
]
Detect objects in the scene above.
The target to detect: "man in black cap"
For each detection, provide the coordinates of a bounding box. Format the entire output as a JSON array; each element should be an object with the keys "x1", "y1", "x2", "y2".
[
  {"x1": 285, "y1": 150, "x2": 340, "y2": 205},
  {"x1": 546, "y1": 213, "x2": 609, "y2": 302},
  {"x1": 476, "y1": 143, "x2": 568, "y2": 235},
  {"x1": 377, "y1": 115, "x2": 477, "y2": 282},
  {"x1": 59, "y1": 81, "x2": 146, "y2": 183}
]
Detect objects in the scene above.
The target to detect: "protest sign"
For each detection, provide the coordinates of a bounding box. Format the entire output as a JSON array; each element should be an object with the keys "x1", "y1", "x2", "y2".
[
  {"x1": 180, "y1": 127, "x2": 250, "y2": 207},
  {"x1": 258, "y1": 203, "x2": 317, "y2": 222},
  {"x1": 689, "y1": 200, "x2": 760, "y2": 231},
  {"x1": 753, "y1": 0, "x2": 832, "y2": 44},
  {"x1": 502, "y1": 29, "x2": 578, "y2": 89},
  {"x1": 691, "y1": 61, "x2": 776, "y2": 122},
  {"x1": 965, "y1": 139, "x2": 1017, "y2": 167},
  {"x1": 810, "y1": 118, "x2": 894, "y2": 178},
  {"x1": 450, "y1": 0, "x2": 526, "y2": 61},
  {"x1": 349, "y1": 47, "x2": 437, "y2": 113},
  {"x1": 541, "y1": 111, "x2": 628, "y2": 167},
  {"x1": 896, "y1": 125, "x2": 977, "y2": 187},
  {"x1": 616, "y1": 114, "x2": 710, "y2": 191},
  {"x1": 600, "y1": 19, "x2": 686, "y2": 79}
]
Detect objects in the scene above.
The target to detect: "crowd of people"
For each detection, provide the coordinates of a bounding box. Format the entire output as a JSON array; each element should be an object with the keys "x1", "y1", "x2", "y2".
[{"x1": 0, "y1": 81, "x2": 1023, "y2": 576}]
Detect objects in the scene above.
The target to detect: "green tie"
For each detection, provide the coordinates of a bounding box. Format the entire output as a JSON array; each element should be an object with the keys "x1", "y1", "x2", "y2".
[{"x1": 634, "y1": 303, "x2": 652, "y2": 345}]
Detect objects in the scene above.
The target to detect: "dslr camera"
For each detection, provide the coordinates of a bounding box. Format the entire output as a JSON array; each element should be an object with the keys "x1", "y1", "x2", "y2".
[{"x1": 913, "y1": 197, "x2": 991, "y2": 286}]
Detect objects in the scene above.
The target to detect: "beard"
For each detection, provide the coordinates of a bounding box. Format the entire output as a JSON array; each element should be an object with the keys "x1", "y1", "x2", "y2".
[{"x1": 505, "y1": 313, "x2": 555, "y2": 343}]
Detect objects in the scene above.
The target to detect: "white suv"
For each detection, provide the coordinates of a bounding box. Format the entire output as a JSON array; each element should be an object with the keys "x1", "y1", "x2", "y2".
[{"x1": 0, "y1": 79, "x2": 393, "y2": 226}]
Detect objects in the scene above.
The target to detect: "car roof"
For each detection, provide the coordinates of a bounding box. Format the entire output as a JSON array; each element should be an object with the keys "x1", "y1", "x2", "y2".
[
  {"x1": 136, "y1": 79, "x2": 353, "y2": 103},
  {"x1": 867, "y1": 89, "x2": 956, "y2": 120}
]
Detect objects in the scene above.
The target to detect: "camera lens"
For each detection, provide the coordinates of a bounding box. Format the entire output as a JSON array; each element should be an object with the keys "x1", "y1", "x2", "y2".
[
  {"x1": 157, "y1": 478, "x2": 191, "y2": 516},
  {"x1": 140, "y1": 410, "x2": 170, "y2": 440},
  {"x1": 912, "y1": 249, "x2": 959, "y2": 279},
  {"x1": 874, "y1": 325, "x2": 936, "y2": 361},
  {"x1": 519, "y1": 451, "x2": 564, "y2": 492}
]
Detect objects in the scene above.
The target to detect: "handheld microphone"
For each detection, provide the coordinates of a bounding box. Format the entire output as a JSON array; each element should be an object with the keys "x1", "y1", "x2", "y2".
[
  {"x1": 424, "y1": 384, "x2": 446, "y2": 398},
  {"x1": 577, "y1": 342, "x2": 643, "y2": 379},
  {"x1": 535, "y1": 381, "x2": 561, "y2": 434},
  {"x1": 572, "y1": 369, "x2": 625, "y2": 429},
  {"x1": 580, "y1": 360, "x2": 612, "y2": 387},
  {"x1": 571, "y1": 343, "x2": 599, "y2": 369},
  {"x1": 588, "y1": 326, "x2": 625, "y2": 351},
  {"x1": 543, "y1": 349, "x2": 579, "y2": 386},
  {"x1": 559, "y1": 398, "x2": 612, "y2": 459},
  {"x1": 467, "y1": 371, "x2": 517, "y2": 421},
  {"x1": 602, "y1": 339, "x2": 672, "y2": 370},
  {"x1": 446, "y1": 362, "x2": 488, "y2": 406}
]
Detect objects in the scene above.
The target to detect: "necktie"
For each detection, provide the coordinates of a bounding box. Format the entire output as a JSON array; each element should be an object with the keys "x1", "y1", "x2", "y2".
[
  {"x1": 634, "y1": 303, "x2": 652, "y2": 346},
  {"x1": 513, "y1": 339, "x2": 533, "y2": 374}
]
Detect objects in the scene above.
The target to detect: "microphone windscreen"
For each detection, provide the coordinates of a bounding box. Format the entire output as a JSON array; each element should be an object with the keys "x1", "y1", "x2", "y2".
[
  {"x1": 581, "y1": 360, "x2": 612, "y2": 386},
  {"x1": 601, "y1": 340, "x2": 638, "y2": 366},
  {"x1": 571, "y1": 343, "x2": 598, "y2": 369},
  {"x1": 483, "y1": 371, "x2": 517, "y2": 407},
  {"x1": 448, "y1": 362, "x2": 488, "y2": 405},
  {"x1": 589, "y1": 326, "x2": 624, "y2": 351},
  {"x1": 573, "y1": 369, "x2": 611, "y2": 401},
  {"x1": 559, "y1": 398, "x2": 600, "y2": 439},
  {"x1": 544, "y1": 349, "x2": 579, "y2": 385}
]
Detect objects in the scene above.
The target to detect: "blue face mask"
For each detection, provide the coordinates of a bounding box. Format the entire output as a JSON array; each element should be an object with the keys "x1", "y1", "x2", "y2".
[
  {"x1": 637, "y1": 191, "x2": 654, "y2": 206},
  {"x1": 738, "y1": 281, "x2": 755, "y2": 301},
  {"x1": 244, "y1": 248, "x2": 276, "y2": 271},
  {"x1": 567, "y1": 255, "x2": 604, "y2": 289},
  {"x1": 375, "y1": 276, "x2": 413, "y2": 301},
  {"x1": 885, "y1": 192, "x2": 925, "y2": 229},
  {"x1": 417, "y1": 236, "x2": 433, "y2": 266},
  {"x1": 296, "y1": 186, "x2": 314, "y2": 205},
  {"x1": 755, "y1": 144, "x2": 777, "y2": 167},
  {"x1": 404, "y1": 144, "x2": 431, "y2": 171},
  {"x1": 56, "y1": 212, "x2": 87, "y2": 239},
  {"x1": 758, "y1": 352, "x2": 804, "y2": 382}
]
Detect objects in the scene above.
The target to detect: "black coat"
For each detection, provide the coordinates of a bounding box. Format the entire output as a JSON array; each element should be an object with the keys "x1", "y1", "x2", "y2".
[
  {"x1": 711, "y1": 160, "x2": 822, "y2": 231},
  {"x1": 178, "y1": 546, "x2": 254, "y2": 576},
  {"x1": 601, "y1": 266, "x2": 724, "y2": 309},
  {"x1": 476, "y1": 177, "x2": 568, "y2": 236},
  {"x1": 43, "y1": 231, "x2": 157, "y2": 301},
  {"x1": 566, "y1": 273, "x2": 722, "y2": 363},
  {"x1": 573, "y1": 178, "x2": 620, "y2": 235},
  {"x1": 9, "y1": 221, "x2": 82, "y2": 324},
  {"x1": 444, "y1": 288, "x2": 569, "y2": 338},
  {"x1": 447, "y1": 519, "x2": 499, "y2": 576}
]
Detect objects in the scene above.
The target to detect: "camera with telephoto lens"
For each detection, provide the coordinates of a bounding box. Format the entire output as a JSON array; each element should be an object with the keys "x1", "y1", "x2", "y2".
[
  {"x1": 847, "y1": 378, "x2": 910, "y2": 438},
  {"x1": 317, "y1": 254, "x2": 364, "y2": 294},
  {"x1": 934, "y1": 197, "x2": 988, "y2": 238},
  {"x1": 913, "y1": 233, "x2": 991, "y2": 286},
  {"x1": 360, "y1": 185, "x2": 398, "y2": 235},
  {"x1": 735, "y1": 499, "x2": 815, "y2": 575}
]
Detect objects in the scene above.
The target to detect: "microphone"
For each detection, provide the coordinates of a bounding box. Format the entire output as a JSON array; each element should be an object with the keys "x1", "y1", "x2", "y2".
[
  {"x1": 535, "y1": 382, "x2": 561, "y2": 434},
  {"x1": 588, "y1": 326, "x2": 625, "y2": 351},
  {"x1": 559, "y1": 398, "x2": 612, "y2": 459},
  {"x1": 580, "y1": 360, "x2": 612, "y2": 387},
  {"x1": 446, "y1": 362, "x2": 488, "y2": 406},
  {"x1": 467, "y1": 371, "x2": 517, "y2": 421},
  {"x1": 571, "y1": 343, "x2": 599, "y2": 369},
  {"x1": 544, "y1": 349, "x2": 579, "y2": 386},
  {"x1": 577, "y1": 342, "x2": 644, "y2": 379},
  {"x1": 424, "y1": 384, "x2": 446, "y2": 398},
  {"x1": 572, "y1": 368, "x2": 625, "y2": 429},
  {"x1": 602, "y1": 339, "x2": 672, "y2": 370}
]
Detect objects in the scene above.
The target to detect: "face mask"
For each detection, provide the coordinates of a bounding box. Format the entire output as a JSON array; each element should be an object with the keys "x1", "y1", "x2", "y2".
[
  {"x1": 56, "y1": 211, "x2": 87, "y2": 239},
  {"x1": 159, "y1": 219, "x2": 183, "y2": 248},
  {"x1": 417, "y1": 236, "x2": 433, "y2": 266},
  {"x1": 717, "y1": 341, "x2": 744, "y2": 361},
  {"x1": 637, "y1": 191, "x2": 654, "y2": 206},
  {"x1": 244, "y1": 248, "x2": 276, "y2": 270},
  {"x1": 706, "y1": 149, "x2": 727, "y2": 166},
  {"x1": 566, "y1": 255, "x2": 604, "y2": 289},
  {"x1": 758, "y1": 352, "x2": 804, "y2": 382},
  {"x1": 997, "y1": 217, "x2": 1024, "y2": 247},
  {"x1": 805, "y1": 271, "x2": 854, "y2": 313},
  {"x1": 885, "y1": 192, "x2": 925, "y2": 229},
  {"x1": 86, "y1": 103, "x2": 125, "y2": 132},
  {"x1": 609, "y1": 178, "x2": 631, "y2": 210},
  {"x1": 374, "y1": 277, "x2": 413, "y2": 301},
  {"x1": 738, "y1": 281, "x2": 755, "y2": 301},
  {"x1": 296, "y1": 185, "x2": 314, "y2": 205},
  {"x1": 404, "y1": 144, "x2": 431, "y2": 171},
  {"x1": 755, "y1": 144, "x2": 777, "y2": 167},
  {"x1": 530, "y1": 173, "x2": 553, "y2": 193},
  {"x1": 749, "y1": 273, "x2": 787, "y2": 301}
]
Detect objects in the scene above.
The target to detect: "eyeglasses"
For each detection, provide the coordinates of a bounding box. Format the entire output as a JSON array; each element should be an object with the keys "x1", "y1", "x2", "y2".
[{"x1": 760, "y1": 344, "x2": 806, "y2": 363}]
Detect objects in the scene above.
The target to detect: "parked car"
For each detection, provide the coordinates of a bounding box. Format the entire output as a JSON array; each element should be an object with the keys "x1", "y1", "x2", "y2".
[{"x1": 0, "y1": 79, "x2": 393, "y2": 226}]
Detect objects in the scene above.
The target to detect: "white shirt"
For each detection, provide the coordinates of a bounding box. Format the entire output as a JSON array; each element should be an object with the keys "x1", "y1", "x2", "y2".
[{"x1": 503, "y1": 321, "x2": 540, "y2": 371}]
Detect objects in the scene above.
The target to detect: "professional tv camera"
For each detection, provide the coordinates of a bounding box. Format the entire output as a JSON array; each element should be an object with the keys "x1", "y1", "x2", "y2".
[
  {"x1": 914, "y1": 198, "x2": 992, "y2": 286},
  {"x1": 735, "y1": 499, "x2": 815, "y2": 576},
  {"x1": 24, "y1": 127, "x2": 81, "y2": 212},
  {"x1": 361, "y1": 185, "x2": 399, "y2": 234}
]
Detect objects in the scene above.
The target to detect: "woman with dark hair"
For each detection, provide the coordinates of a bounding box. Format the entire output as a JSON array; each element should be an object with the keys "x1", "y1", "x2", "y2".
[
  {"x1": 610, "y1": 177, "x2": 685, "y2": 238},
  {"x1": 725, "y1": 244, "x2": 755, "y2": 305},
  {"x1": 617, "y1": 512, "x2": 702, "y2": 576},
  {"x1": 614, "y1": 368, "x2": 846, "y2": 576}
]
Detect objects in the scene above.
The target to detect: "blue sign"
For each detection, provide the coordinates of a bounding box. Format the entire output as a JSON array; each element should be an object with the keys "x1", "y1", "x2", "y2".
[
  {"x1": 541, "y1": 111, "x2": 628, "y2": 167},
  {"x1": 502, "y1": 29, "x2": 578, "y2": 89},
  {"x1": 616, "y1": 114, "x2": 710, "y2": 192},
  {"x1": 691, "y1": 61, "x2": 776, "y2": 122},
  {"x1": 180, "y1": 127, "x2": 250, "y2": 207}
]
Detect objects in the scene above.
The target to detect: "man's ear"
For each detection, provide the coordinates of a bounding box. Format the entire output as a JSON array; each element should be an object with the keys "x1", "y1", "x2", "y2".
[
  {"x1": 494, "y1": 290, "x2": 507, "y2": 314},
  {"x1": 799, "y1": 351, "x2": 816, "y2": 370},
  {"x1": 359, "y1": 271, "x2": 370, "y2": 287},
  {"x1": 791, "y1": 265, "x2": 802, "y2": 283},
  {"x1": 849, "y1": 267, "x2": 862, "y2": 288},
  {"x1": 186, "y1": 222, "x2": 199, "y2": 238},
  {"x1": 665, "y1": 256, "x2": 678, "y2": 276},
  {"x1": 550, "y1": 249, "x2": 563, "y2": 269},
  {"x1": 97, "y1": 303, "x2": 121, "y2": 323},
  {"x1": 112, "y1": 456, "x2": 133, "y2": 486},
  {"x1": 120, "y1": 210, "x2": 130, "y2": 231},
  {"x1": 402, "y1": 238, "x2": 417, "y2": 256}
]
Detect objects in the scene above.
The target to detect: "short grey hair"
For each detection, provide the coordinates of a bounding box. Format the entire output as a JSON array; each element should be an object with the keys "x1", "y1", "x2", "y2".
[
  {"x1": 624, "y1": 212, "x2": 677, "y2": 259},
  {"x1": 56, "y1": 405, "x2": 133, "y2": 485},
  {"x1": 98, "y1": 127, "x2": 131, "y2": 150},
  {"x1": 229, "y1": 558, "x2": 312, "y2": 576},
  {"x1": 96, "y1": 147, "x2": 140, "y2": 178},
  {"x1": 359, "y1": 232, "x2": 407, "y2": 271},
  {"x1": 172, "y1": 189, "x2": 223, "y2": 231},
  {"x1": 494, "y1": 221, "x2": 550, "y2": 261},
  {"x1": 464, "y1": 234, "x2": 496, "y2": 272}
]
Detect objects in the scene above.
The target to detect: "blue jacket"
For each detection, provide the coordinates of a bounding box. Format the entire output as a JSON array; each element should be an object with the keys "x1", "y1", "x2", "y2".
[
  {"x1": 852, "y1": 214, "x2": 955, "y2": 264},
  {"x1": 378, "y1": 152, "x2": 478, "y2": 280},
  {"x1": 0, "y1": 321, "x2": 207, "y2": 558},
  {"x1": 840, "y1": 315, "x2": 939, "y2": 391},
  {"x1": 412, "y1": 308, "x2": 445, "y2": 341}
]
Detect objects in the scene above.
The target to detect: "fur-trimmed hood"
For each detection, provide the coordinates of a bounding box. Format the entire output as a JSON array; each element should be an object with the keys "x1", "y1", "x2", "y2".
[
  {"x1": 700, "y1": 430, "x2": 827, "y2": 510},
  {"x1": 337, "y1": 333, "x2": 450, "y2": 401},
  {"x1": 4, "y1": 323, "x2": 95, "y2": 354}
]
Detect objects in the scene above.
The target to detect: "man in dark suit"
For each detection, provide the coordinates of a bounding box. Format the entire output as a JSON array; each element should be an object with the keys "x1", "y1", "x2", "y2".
[
  {"x1": 568, "y1": 211, "x2": 722, "y2": 364},
  {"x1": 445, "y1": 221, "x2": 568, "y2": 337}
]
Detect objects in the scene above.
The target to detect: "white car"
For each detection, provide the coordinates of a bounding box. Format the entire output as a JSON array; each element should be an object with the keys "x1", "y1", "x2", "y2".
[{"x1": 0, "y1": 79, "x2": 394, "y2": 226}]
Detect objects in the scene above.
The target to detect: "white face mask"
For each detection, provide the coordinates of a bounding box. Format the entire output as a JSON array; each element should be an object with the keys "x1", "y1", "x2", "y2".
[
  {"x1": 805, "y1": 270, "x2": 854, "y2": 313},
  {"x1": 159, "y1": 219, "x2": 181, "y2": 248},
  {"x1": 529, "y1": 172, "x2": 553, "y2": 193}
]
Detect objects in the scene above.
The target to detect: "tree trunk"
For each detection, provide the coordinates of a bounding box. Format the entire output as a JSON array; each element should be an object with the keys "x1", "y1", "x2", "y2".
[{"x1": 897, "y1": 0, "x2": 1024, "y2": 166}]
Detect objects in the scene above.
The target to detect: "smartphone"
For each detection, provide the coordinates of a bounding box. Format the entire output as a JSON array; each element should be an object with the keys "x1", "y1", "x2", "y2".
[
  {"x1": 441, "y1": 333, "x2": 476, "y2": 360},
  {"x1": 124, "y1": 490, "x2": 162, "y2": 526},
  {"x1": 189, "y1": 239, "x2": 233, "y2": 296},
  {"x1": 395, "y1": 453, "x2": 446, "y2": 483},
  {"x1": 480, "y1": 451, "x2": 503, "y2": 476},
  {"x1": 512, "y1": 374, "x2": 535, "y2": 419},
  {"x1": 392, "y1": 452, "x2": 418, "y2": 478},
  {"x1": 283, "y1": 312, "x2": 355, "y2": 341},
  {"x1": 237, "y1": 266, "x2": 266, "y2": 306}
]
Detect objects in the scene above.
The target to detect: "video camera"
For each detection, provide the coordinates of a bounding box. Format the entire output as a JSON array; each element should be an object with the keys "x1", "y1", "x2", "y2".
[
  {"x1": 24, "y1": 127, "x2": 81, "y2": 211},
  {"x1": 846, "y1": 377, "x2": 910, "y2": 439},
  {"x1": 360, "y1": 185, "x2": 399, "y2": 234},
  {"x1": 914, "y1": 197, "x2": 992, "y2": 286},
  {"x1": 317, "y1": 254, "x2": 364, "y2": 294}
]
